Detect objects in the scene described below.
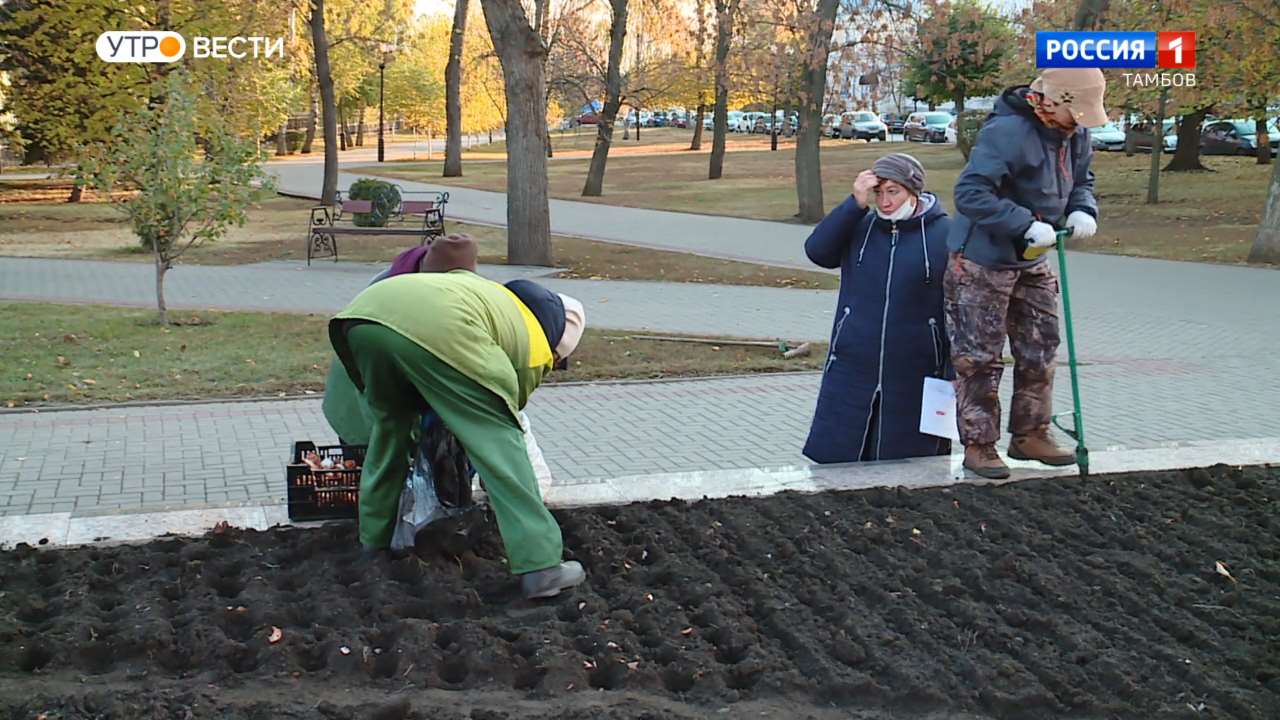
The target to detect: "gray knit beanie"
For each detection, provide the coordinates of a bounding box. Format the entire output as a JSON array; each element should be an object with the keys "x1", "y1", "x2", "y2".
[{"x1": 872, "y1": 153, "x2": 926, "y2": 195}]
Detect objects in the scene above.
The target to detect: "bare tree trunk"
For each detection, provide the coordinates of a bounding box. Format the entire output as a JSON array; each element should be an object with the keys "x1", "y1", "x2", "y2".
[
  {"x1": 356, "y1": 102, "x2": 365, "y2": 147},
  {"x1": 67, "y1": 185, "x2": 83, "y2": 203},
  {"x1": 1256, "y1": 117, "x2": 1272, "y2": 165},
  {"x1": 276, "y1": 122, "x2": 289, "y2": 156},
  {"x1": 770, "y1": 96, "x2": 778, "y2": 151},
  {"x1": 338, "y1": 100, "x2": 348, "y2": 151},
  {"x1": 302, "y1": 92, "x2": 317, "y2": 154},
  {"x1": 794, "y1": 0, "x2": 839, "y2": 223},
  {"x1": 310, "y1": 0, "x2": 339, "y2": 204},
  {"x1": 481, "y1": 0, "x2": 553, "y2": 266},
  {"x1": 1248, "y1": 154, "x2": 1280, "y2": 263},
  {"x1": 689, "y1": 0, "x2": 708, "y2": 152},
  {"x1": 582, "y1": 0, "x2": 628, "y2": 197},
  {"x1": 1146, "y1": 88, "x2": 1167, "y2": 204},
  {"x1": 690, "y1": 102, "x2": 706, "y2": 150},
  {"x1": 708, "y1": 0, "x2": 736, "y2": 180},
  {"x1": 1073, "y1": 0, "x2": 1110, "y2": 29},
  {"x1": 154, "y1": 248, "x2": 169, "y2": 326},
  {"x1": 444, "y1": 0, "x2": 469, "y2": 177},
  {"x1": 1165, "y1": 107, "x2": 1209, "y2": 171}
]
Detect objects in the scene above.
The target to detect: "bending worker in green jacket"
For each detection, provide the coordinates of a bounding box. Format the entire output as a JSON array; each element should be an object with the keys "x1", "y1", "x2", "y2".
[{"x1": 329, "y1": 270, "x2": 587, "y2": 600}]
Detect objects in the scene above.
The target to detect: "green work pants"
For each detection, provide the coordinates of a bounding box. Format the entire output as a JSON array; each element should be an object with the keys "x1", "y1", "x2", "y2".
[{"x1": 342, "y1": 322, "x2": 563, "y2": 574}]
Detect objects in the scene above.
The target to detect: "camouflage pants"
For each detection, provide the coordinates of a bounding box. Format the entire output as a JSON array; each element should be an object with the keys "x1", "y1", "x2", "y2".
[{"x1": 943, "y1": 253, "x2": 1060, "y2": 446}]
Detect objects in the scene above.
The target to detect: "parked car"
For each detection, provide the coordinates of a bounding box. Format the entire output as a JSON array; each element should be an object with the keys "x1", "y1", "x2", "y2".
[
  {"x1": 672, "y1": 112, "x2": 689, "y2": 129},
  {"x1": 738, "y1": 111, "x2": 767, "y2": 133},
  {"x1": 821, "y1": 114, "x2": 840, "y2": 137},
  {"x1": 882, "y1": 113, "x2": 908, "y2": 135},
  {"x1": 576, "y1": 112, "x2": 599, "y2": 126},
  {"x1": 1089, "y1": 122, "x2": 1126, "y2": 151},
  {"x1": 839, "y1": 111, "x2": 887, "y2": 141},
  {"x1": 945, "y1": 116, "x2": 957, "y2": 144},
  {"x1": 1125, "y1": 118, "x2": 1178, "y2": 153},
  {"x1": 904, "y1": 111, "x2": 953, "y2": 142},
  {"x1": 1201, "y1": 119, "x2": 1278, "y2": 156}
]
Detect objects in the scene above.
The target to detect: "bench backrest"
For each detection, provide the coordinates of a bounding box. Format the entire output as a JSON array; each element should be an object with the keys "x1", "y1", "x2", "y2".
[
  {"x1": 340, "y1": 199, "x2": 373, "y2": 214},
  {"x1": 400, "y1": 200, "x2": 437, "y2": 215}
]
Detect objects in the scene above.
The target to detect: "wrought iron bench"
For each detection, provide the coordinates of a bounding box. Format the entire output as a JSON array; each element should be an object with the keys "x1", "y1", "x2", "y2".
[{"x1": 306, "y1": 189, "x2": 450, "y2": 265}]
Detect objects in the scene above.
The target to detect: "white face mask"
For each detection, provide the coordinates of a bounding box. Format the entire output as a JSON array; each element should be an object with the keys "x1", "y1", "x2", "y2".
[{"x1": 876, "y1": 197, "x2": 916, "y2": 222}]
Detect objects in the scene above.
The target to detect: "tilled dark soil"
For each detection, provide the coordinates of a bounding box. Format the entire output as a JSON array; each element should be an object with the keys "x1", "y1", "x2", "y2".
[{"x1": 2, "y1": 463, "x2": 1278, "y2": 720}]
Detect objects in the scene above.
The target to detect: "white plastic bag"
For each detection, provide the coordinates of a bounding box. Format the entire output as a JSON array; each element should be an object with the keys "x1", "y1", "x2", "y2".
[{"x1": 519, "y1": 411, "x2": 554, "y2": 497}]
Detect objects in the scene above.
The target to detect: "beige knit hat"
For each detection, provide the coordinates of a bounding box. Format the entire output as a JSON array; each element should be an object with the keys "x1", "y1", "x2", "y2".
[{"x1": 1030, "y1": 68, "x2": 1108, "y2": 128}]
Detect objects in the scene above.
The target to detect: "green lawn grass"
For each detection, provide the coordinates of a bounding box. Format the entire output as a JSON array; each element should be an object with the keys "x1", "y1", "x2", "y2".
[{"x1": 0, "y1": 303, "x2": 825, "y2": 408}]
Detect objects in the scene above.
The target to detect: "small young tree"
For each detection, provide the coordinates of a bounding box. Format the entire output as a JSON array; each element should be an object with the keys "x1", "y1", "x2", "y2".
[{"x1": 80, "y1": 73, "x2": 274, "y2": 326}]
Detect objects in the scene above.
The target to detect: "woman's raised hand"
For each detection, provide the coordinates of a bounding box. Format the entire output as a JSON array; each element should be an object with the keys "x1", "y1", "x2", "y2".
[{"x1": 852, "y1": 170, "x2": 878, "y2": 208}]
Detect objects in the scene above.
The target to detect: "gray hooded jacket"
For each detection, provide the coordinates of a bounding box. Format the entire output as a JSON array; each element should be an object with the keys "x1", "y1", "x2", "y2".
[{"x1": 946, "y1": 86, "x2": 1098, "y2": 269}]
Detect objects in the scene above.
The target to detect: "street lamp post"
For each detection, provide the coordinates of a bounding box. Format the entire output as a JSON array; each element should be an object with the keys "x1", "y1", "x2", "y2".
[{"x1": 378, "y1": 42, "x2": 395, "y2": 163}]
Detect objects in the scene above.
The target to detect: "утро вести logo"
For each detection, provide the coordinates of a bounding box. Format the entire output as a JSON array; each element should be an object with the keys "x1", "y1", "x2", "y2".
[{"x1": 96, "y1": 31, "x2": 284, "y2": 63}]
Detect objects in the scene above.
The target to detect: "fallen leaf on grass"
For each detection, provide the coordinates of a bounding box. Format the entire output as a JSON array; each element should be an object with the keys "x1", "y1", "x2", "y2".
[
  {"x1": 133, "y1": 350, "x2": 141, "y2": 358},
  {"x1": 82, "y1": 379, "x2": 96, "y2": 386},
  {"x1": 268, "y1": 626, "x2": 283, "y2": 644},
  {"x1": 56, "y1": 356, "x2": 70, "y2": 367},
  {"x1": 1214, "y1": 561, "x2": 1237, "y2": 584},
  {"x1": 24, "y1": 373, "x2": 32, "y2": 380},
  {"x1": 63, "y1": 334, "x2": 78, "y2": 343}
]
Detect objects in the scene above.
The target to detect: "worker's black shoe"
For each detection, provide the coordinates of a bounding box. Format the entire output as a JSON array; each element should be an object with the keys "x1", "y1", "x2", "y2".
[
  {"x1": 1008, "y1": 428, "x2": 1076, "y2": 467},
  {"x1": 521, "y1": 561, "x2": 586, "y2": 600},
  {"x1": 964, "y1": 444, "x2": 1011, "y2": 480}
]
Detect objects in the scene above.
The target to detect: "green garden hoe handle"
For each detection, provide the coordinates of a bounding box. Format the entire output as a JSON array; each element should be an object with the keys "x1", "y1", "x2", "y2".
[{"x1": 1049, "y1": 226, "x2": 1090, "y2": 477}]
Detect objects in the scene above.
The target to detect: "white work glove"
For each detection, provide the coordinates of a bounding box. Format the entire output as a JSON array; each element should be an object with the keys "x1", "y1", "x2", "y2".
[
  {"x1": 1066, "y1": 210, "x2": 1098, "y2": 239},
  {"x1": 1024, "y1": 221, "x2": 1058, "y2": 249}
]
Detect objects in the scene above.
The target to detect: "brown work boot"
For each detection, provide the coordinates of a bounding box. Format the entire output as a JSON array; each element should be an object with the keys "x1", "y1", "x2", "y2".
[
  {"x1": 1008, "y1": 427, "x2": 1076, "y2": 466},
  {"x1": 963, "y1": 444, "x2": 1010, "y2": 480}
]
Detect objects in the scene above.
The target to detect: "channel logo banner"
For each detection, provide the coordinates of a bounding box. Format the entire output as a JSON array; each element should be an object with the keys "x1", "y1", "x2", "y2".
[{"x1": 1036, "y1": 31, "x2": 1196, "y2": 69}]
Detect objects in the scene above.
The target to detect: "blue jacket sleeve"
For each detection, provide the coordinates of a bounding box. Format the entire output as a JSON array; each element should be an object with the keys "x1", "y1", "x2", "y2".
[
  {"x1": 1067, "y1": 138, "x2": 1098, "y2": 218},
  {"x1": 804, "y1": 194, "x2": 869, "y2": 269},
  {"x1": 953, "y1": 121, "x2": 1036, "y2": 239}
]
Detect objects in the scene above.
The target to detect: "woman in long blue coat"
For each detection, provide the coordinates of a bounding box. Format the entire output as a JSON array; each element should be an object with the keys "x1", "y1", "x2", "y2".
[{"x1": 803, "y1": 153, "x2": 954, "y2": 463}]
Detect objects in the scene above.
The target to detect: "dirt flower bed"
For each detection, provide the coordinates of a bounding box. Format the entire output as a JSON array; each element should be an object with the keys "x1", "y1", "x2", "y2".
[{"x1": 1, "y1": 464, "x2": 1277, "y2": 719}]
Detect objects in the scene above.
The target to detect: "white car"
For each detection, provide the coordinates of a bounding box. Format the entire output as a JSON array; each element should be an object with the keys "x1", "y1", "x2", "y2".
[
  {"x1": 945, "y1": 117, "x2": 957, "y2": 144},
  {"x1": 736, "y1": 112, "x2": 763, "y2": 132},
  {"x1": 1089, "y1": 122, "x2": 1125, "y2": 151}
]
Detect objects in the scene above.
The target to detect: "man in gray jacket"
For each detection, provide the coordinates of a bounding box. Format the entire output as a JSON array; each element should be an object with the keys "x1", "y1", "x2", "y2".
[{"x1": 945, "y1": 68, "x2": 1107, "y2": 479}]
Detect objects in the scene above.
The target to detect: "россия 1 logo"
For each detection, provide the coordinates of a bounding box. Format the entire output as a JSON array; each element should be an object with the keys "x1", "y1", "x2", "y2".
[
  {"x1": 96, "y1": 31, "x2": 284, "y2": 62},
  {"x1": 1036, "y1": 31, "x2": 1196, "y2": 88}
]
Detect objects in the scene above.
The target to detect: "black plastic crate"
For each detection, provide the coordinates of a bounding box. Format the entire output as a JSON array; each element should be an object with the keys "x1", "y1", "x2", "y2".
[{"x1": 286, "y1": 441, "x2": 367, "y2": 521}]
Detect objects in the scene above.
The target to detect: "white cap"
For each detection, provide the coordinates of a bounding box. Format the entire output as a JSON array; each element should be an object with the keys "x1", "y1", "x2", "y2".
[{"x1": 556, "y1": 294, "x2": 586, "y2": 358}]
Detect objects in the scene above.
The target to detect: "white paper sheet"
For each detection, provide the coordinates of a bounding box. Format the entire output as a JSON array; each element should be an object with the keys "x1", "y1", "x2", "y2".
[{"x1": 920, "y1": 376, "x2": 960, "y2": 442}]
